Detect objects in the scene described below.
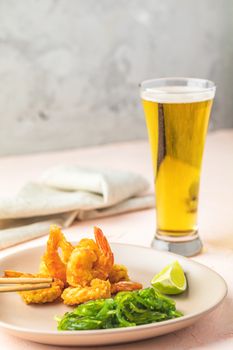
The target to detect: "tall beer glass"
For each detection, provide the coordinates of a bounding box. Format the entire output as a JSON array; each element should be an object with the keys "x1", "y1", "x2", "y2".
[{"x1": 141, "y1": 78, "x2": 216, "y2": 256}]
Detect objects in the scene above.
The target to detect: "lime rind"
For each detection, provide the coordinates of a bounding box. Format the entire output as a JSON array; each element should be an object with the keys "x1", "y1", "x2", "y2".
[
  {"x1": 170, "y1": 261, "x2": 186, "y2": 288},
  {"x1": 151, "y1": 261, "x2": 187, "y2": 295}
]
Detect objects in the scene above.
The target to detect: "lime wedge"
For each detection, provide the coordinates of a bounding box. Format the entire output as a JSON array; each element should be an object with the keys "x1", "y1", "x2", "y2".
[{"x1": 151, "y1": 261, "x2": 187, "y2": 295}]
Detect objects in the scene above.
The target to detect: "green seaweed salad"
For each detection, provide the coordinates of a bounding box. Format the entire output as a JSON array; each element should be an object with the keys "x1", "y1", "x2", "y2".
[{"x1": 56, "y1": 287, "x2": 183, "y2": 331}]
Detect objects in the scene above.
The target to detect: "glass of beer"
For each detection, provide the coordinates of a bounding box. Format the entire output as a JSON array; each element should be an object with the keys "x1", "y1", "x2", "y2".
[{"x1": 140, "y1": 78, "x2": 216, "y2": 256}]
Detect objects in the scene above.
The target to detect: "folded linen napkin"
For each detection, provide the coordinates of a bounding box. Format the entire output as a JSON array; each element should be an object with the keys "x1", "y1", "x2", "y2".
[{"x1": 0, "y1": 166, "x2": 154, "y2": 249}]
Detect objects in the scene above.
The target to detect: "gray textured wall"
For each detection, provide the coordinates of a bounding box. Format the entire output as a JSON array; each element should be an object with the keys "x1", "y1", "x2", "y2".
[{"x1": 0, "y1": 0, "x2": 232, "y2": 156}]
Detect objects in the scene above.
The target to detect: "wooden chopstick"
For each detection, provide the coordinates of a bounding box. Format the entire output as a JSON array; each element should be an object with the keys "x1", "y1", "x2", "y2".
[
  {"x1": 0, "y1": 277, "x2": 53, "y2": 292},
  {"x1": 0, "y1": 277, "x2": 53, "y2": 284},
  {"x1": 0, "y1": 283, "x2": 52, "y2": 293}
]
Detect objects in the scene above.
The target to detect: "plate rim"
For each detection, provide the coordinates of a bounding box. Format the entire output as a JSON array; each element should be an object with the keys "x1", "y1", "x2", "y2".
[{"x1": 0, "y1": 242, "x2": 228, "y2": 336}]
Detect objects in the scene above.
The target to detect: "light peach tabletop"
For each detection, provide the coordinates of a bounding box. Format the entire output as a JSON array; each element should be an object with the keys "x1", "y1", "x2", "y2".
[{"x1": 0, "y1": 130, "x2": 233, "y2": 350}]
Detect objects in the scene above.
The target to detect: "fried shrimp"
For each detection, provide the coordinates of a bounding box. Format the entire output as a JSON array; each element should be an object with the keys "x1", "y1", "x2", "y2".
[
  {"x1": 4, "y1": 270, "x2": 64, "y2": 304},
  {"x1": 4, "y1": 270, "x2": 32, "y2": 278},
  {"x1": 4, "y1": 226, "x2": 143, "y2": 308},
  {"x1": 20, "y1": 279, "x2": 64, "y2": 304},
  {"x1": 77, "y1": 238, "x2": 99, "y2": 251},
  {"x1": 66, "y1": 247, "x2": 98, "y2": 287},
  {"x1": 92, "y1": 226, "x2": 114, "y2": 280},
  {"x1": 39, "y1": 259, "x2": 50, "y2": 275},
  {"x1": 66, "y1": 227, "x2": 114, "y2": 287},
  {"x1": 108, "y1": 264, "x2": 130, "y2": 283},
  {"x1": 43, "y1": 225, "x2": 74, "y2": 284},
  {"x1": 61, "y1": 279, "x2": 111, "y2": 305},
  {"x1": 111, "y1": 281, "x2": 143, "y2": 294}
]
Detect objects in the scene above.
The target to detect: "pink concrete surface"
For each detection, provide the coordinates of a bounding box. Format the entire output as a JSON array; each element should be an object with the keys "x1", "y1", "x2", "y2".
[{"x1": 0, "y1": 130, "x2": 233, "y2": 349}]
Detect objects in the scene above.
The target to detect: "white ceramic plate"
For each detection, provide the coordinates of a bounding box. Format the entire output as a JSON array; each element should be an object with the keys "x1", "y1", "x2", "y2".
[{"x1": 0, "y1": 243, "x2": 227, "y2": 347}]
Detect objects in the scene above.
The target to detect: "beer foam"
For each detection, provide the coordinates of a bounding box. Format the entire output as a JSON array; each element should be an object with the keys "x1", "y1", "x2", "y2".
[{"x1": 141, "y1": 85, "x2": 215, "y2": 103}]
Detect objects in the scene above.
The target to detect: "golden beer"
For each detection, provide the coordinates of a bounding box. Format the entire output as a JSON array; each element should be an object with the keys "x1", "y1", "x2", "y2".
[{"x1": 141, "y1": 78, "x2": 216, "y2": 255}]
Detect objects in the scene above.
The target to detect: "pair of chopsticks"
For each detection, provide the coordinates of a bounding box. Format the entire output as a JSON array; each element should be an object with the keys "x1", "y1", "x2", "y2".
[{"x1": 0, "y1": 277, "x2": 53, "y2": 293}]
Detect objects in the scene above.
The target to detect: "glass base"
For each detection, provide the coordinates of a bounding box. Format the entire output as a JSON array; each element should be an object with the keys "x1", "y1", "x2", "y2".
[{"x1": 152, "y1": 232, "x2": 203, "y2": 257}]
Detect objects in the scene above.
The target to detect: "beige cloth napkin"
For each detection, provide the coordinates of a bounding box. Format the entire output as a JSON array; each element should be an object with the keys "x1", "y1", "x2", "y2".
[{"x1": 0, "y1": 166, "x2": 154, "y2": 249}]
